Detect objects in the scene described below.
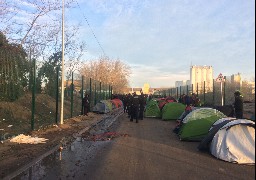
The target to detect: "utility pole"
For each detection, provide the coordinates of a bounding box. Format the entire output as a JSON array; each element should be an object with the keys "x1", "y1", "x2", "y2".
[{"x1": 60, "y1": 0, "x2": 65, "y2": 124}]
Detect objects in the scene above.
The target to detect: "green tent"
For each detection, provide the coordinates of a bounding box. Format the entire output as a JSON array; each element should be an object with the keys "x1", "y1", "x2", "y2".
[
  {"x1": 178, "y1": 108, "x2": 226, "y2": 141},
  {"x1": 162, "y1": 102, "x2": 185, "y2": 120},
  {"x1": 101, "y1": 100, "x2": 113, "y2": 111},
  {"x1": 145, "y1": 100, "x2": 161, "y2": 118}
]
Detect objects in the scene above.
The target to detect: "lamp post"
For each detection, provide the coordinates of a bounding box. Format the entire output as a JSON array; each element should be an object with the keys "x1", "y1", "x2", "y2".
[{"x1": 60, "y1": 0, "x2": 65, "y2": 124}]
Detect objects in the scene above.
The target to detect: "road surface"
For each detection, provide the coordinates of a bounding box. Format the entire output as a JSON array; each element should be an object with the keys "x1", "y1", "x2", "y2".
[{"x1": 15, "y1": 114, "x2": 255, "y2": 180}]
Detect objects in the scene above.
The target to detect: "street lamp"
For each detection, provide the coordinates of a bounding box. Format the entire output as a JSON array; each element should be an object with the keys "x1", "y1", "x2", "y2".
[{"x1": 60, "y1": 0, "x2": 65, "y2": 124}]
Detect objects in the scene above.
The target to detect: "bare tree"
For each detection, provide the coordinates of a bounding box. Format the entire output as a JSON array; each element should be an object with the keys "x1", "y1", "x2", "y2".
[
  {"x1": 81, "y1": 56, "x2": 131, "y2": 94},
  {"x1": 1, "y1": 0, "x2": 87, "y2": 91}
]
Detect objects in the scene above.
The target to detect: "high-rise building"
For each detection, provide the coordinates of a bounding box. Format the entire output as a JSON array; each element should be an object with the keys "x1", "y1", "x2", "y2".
[
  {"x1": 231, "y1": 73, "x2": 242, "y2": 90},
  {"x1": 190, "y1": 65, "x2": 213, "y2": 92}
]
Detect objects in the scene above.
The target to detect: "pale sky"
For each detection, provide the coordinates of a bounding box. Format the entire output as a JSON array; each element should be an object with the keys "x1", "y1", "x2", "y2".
[
  {"x1": 70, "y1": 0, "x2": 255, "y2": 88},
  {"x1": 2, "y1": 0, "x2": 255, "y2": 88}
]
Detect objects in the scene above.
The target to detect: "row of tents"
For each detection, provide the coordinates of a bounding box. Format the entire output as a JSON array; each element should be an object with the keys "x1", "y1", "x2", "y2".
[
  {"x1": 144, "y1": 97, "x2": 255, "y2": 165},
  {"x1": 92, "y1": 99, "x2": 123, "y2": 114},
  {"x1": 145, "y1": 97, "x2": 185, "y2": 120}
]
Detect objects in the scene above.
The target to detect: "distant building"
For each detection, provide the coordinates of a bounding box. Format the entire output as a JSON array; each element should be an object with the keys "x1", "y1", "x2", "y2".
[
  {"x1": 225, "y1": 76, "x2": 232, "y2": 82},
  {"x1": 124, "y1": 83, "x2": 170, "y2": 95},
  {"x1": 231, "y1": 73, "x2": 242, "y2": 90},
  {"x1": 175, "y1": 80, "x2": 186, "y2": 87},
  {"x1": 142, "y1": 83, "x2": 150, "y2": 94},
  {"x1": 186, "y1": 80, "x2": 191, "y2": 86},
  {"x1": 190, "y1": 65, "x2": 213, "y2": 92}
]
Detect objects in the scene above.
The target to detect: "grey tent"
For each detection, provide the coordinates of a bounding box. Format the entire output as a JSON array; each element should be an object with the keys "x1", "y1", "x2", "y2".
[
  {"x1": 200, "y1": 119, "x2": 255, "y2": 164},
  {"x1": 198, "y1": 117, "x2": 236, "y2": 151},
  {"x1": 92, "y1": 102, "x2": 110, "y2": 114}
]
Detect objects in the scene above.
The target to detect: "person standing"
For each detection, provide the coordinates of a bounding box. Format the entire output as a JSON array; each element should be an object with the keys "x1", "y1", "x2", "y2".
[
  {"x1": 123, "y1": 94, "x2": 128, "y2": 113},
  {"x1": 234, "y1": 90, "x2": 243, "y2": 118},
  {"x1": 191, "y1": 93, "x2": 201, "y2": 107},
  {"x1": 130, "y1": 92, "x2": 140, "y2": 123},
  {"x1": 139, "y1": 91, "x2": 146, "y2": 120},
  {"x1": 127, "y1": 93, "x2": 132, "y2": 118},
  {"x1": 82, "y1": 94, "x2": 90, "y2": 116}
]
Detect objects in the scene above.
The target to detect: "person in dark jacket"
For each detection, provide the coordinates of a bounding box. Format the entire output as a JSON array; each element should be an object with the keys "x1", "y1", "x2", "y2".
[
  {"x1": 139, "y1": 91, "x2": 146, "y2": 120},
  {"x1": 123, "y1": 94, "x2": 128, "y2": 113},
  {"x1": 191, "y1": 93, "x2": 201, "y2": 107},
  {"x1": 82, "y1": 94, "x2": 90, "y2": 116},
  {"x1": 127, "y1": 93, "x2": 132, "y2": 118},
  {"x1": 130, "y1": 92, "x2": 140, "y2": 123},
  {"x1": 234, "y1": 90, "x2": 243, "y2": 118}
]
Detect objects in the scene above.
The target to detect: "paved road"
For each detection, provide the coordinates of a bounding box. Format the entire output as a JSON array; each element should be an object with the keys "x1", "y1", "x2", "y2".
[{"x1": 15, "y1": 114, "x2": 255, "y2": 180}]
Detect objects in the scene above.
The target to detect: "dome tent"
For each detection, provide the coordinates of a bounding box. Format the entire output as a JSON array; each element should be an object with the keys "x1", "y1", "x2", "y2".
[
  {"x1": 208, "y1": 119, "x2": 255, "y2": 164},
  {"x1": 111, "y1": 99, "x2": 123, "y2": 109},
  {"x1": 92, "y1": 101, "x2": 111, "y2": 114},
  {"x1": 178, "y1": 108, "x2": 226, "y2": 141},
  {"x1": 198, "y1": 117, "x2": 237, "y2": 150},
  {"x1": 145, "y1": 99, "x2": 161, "y2": 118},
  {"x1": 162, "y1": 102, "x2": 185, "y2": 120},
  {"x1": 100, "y1": 100, "x2": 113, "y2": 111}
]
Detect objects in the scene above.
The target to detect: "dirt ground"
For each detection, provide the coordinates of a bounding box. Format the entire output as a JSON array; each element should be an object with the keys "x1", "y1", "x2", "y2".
[
  {"x1": 0, "y1": 112, "x2": 107, "y2": 179},
  {"x1": 0, "y1": 98, "x2": 254, "y2": 179}
]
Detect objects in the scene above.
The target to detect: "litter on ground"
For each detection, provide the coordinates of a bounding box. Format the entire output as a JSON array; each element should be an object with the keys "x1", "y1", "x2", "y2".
[{"x1": 10, "y1": 134, "x2": 48, "y2": 144}]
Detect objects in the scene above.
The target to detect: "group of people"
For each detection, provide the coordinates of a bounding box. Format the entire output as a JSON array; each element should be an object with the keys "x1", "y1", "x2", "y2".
[
  {"x1": 82, "y1": 90, "x2": 244, "y2": 125},
  {"x1": 122, "y1": 91, "x2": 147, "y2": 123},
  {"x1": 178, "y1": 93, "x2": 201, "y2": 107}
]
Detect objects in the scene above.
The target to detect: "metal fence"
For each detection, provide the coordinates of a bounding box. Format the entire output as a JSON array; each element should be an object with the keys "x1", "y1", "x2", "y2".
[
  {"x1": 157, "y1": 80, "x2": 255, "y2": 106},
  {"x1": 0, "y1": 66, "x2": 113, "y2": 138}
]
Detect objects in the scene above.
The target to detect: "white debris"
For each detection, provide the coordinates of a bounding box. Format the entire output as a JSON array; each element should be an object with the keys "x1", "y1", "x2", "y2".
[
  {"x1": 10, "y1": 134, "x2": 48, "y2": 144},
  {"x1": 3, "y1": 119, "x2": 5, "y2": 121},
  {"x1": 7, "y1": 125, "x2": 13, "y2": 127},
  {"x1": 0, "y1": 129, "x2": 4, "y2": 131}
]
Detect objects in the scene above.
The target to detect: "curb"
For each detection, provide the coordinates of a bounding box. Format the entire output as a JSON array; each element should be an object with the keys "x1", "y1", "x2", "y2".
[{"x1": 3, "y1": 144, "x2": 60, "y2": 180}]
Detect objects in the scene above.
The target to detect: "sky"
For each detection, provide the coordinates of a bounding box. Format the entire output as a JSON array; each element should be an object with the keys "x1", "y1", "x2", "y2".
[{"x1": 3, "y1": 0, "x2": 256, "y2": 88}]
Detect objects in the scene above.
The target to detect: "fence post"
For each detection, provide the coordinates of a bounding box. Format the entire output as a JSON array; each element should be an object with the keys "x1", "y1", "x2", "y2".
[
  {"x1": 99, "y1": 81, "x2": 102, "y2": 101},
  {"x1": 81, "y1": 75, "x2": 84, "y2": 115},
  {"x1": 176, "y1": 87, "x2": 178, "y2": 100},
  {"x1": 224, "y1": 76, "x2": 226, "y2": 106},
  {"x1": 109, "y1": 84, "x2": 111, "y2": 99},
  {"x1": 55, "y1": 67, "x2": 59, "y2": 123},
  {"x1": 196, "y1": 83, "x2": 199, "y2": 97},
  {"x1": 187, "y1": 85, "x2": 189, "y2": 95},
  {"x1": 203, "y1": 81, "x2": 205, "y2": 105},
  {"x1": 110, "y1": 86, "x2": 112, "y2": 99},
  {"x1": 212, "y1": 79, "x2": 215, "y2": 106},
  {"x1": 71, "y1": 72, "x2": 74, "y2": 118},
  {"x1": 103, "y1": 83, "x2": 105, "y2": 100},
  {"x1": 31, "y1": 58, "x2": 36, "y2": 130},
  {"x1": 89, "y1": 78, "x2": 92, "y2": 111},
  {"x1": 94, "y1": 82, "x2": 97, "y2": 105}
]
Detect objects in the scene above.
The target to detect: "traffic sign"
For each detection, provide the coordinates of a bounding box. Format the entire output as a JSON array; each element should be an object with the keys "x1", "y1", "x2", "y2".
[{"x1": 216, "y1": 73, "x2": 225, "y2": 82}]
